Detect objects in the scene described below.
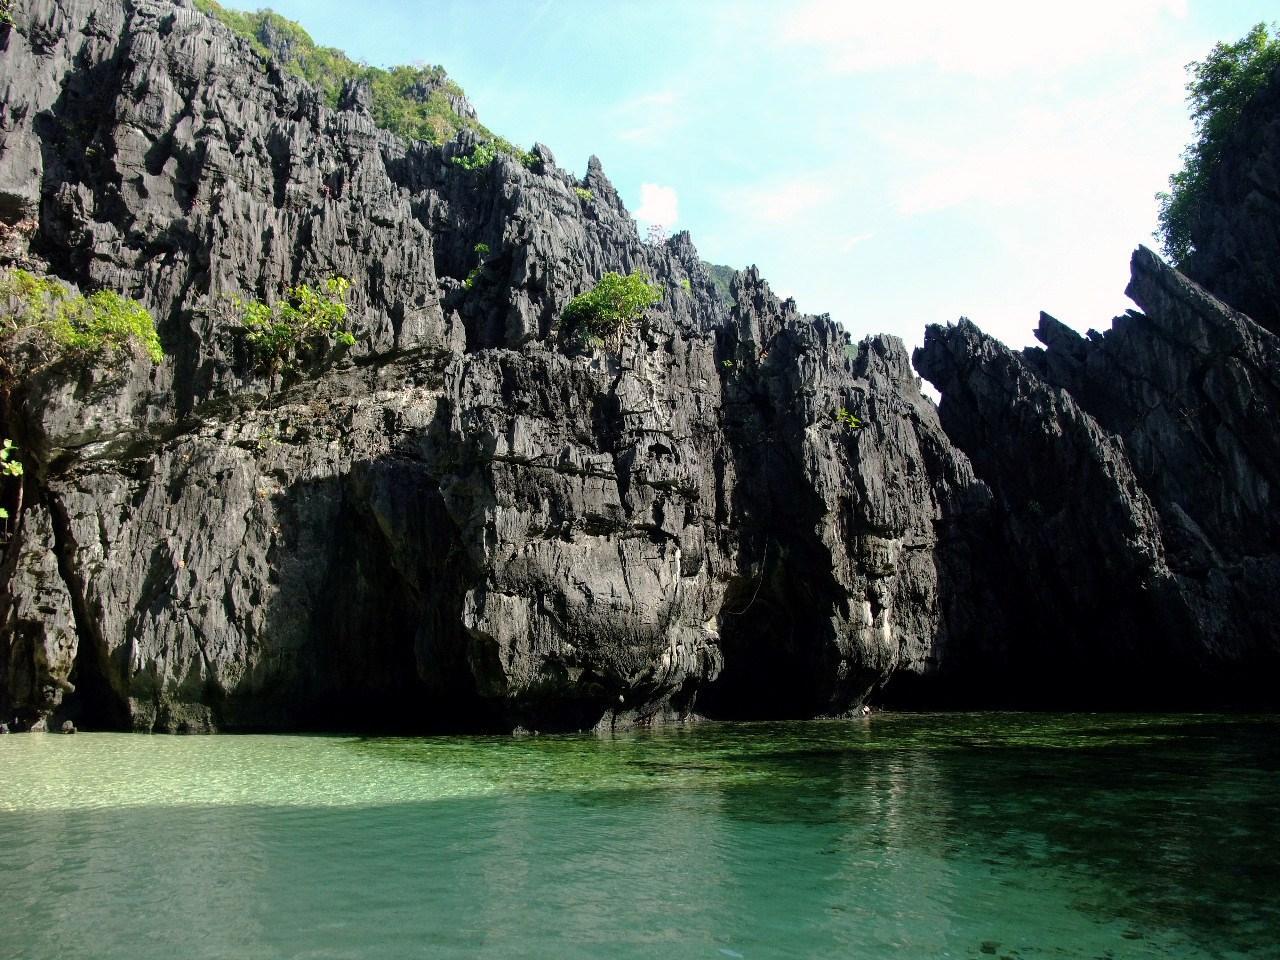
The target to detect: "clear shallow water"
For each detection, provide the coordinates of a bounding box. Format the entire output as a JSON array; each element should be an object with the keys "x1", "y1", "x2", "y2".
[{"x1": 0, "y1": 714, "x2": 1277, "y2": 960}]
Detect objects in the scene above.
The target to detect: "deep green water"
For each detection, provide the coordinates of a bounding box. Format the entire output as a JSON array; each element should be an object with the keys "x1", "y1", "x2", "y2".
[{"x1": 1, "y1": 714, "x2": 1277, "y2": 960}]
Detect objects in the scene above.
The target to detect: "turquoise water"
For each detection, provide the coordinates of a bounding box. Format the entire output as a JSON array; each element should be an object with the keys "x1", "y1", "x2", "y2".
[{"x1": 1, "y1": 714, "x2": 1277, "y2": 959}]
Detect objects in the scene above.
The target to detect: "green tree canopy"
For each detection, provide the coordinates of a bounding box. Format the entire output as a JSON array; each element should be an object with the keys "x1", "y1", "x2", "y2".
[
  {"x1": 235, "y1": 276, "x2": 354, "y2": 372},
  {"x1": 561, "y1": 271, "x2": 662, "y2": 350},
  {"x1": 0, "y1": 268, "x2": 163, "y2": 364},
  {"x1": 1157, "y1": 22, "x2": 1280, "y2": 264}
]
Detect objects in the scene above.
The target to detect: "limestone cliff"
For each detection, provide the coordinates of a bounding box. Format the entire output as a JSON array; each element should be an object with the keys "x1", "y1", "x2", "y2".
[
  {"x1": 2, "y1": 0, "x2": 1277, "y2": 732},
  {"x1": 914, "y1": 249, "x2": 1280, "y2": 706},
  {"x1": 0, "y1": 0, "x2": 982, "y2": 731}
]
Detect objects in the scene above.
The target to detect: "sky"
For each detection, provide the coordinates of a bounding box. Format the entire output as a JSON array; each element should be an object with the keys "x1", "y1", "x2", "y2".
[{"x1": 219, "y1": 0, "x2": 1277, "y2": 350}]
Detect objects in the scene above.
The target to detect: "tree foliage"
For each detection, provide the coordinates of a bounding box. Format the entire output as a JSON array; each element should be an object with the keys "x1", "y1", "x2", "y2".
[
  {"x1": 462, "y1": 243, "x2": 491, "y2": 290},
  {"x1": 561, "y1": 271, "x2": 662, "y2": 350},
  {"x1": 835, "y1": 407, "x2": 864, "y2": 430},
  {"x1": 452, "y1": 142, "x2": 499, "y2": 171},
  {"x1": 1157, "y1": 22, "x2": 1280, "y2": 264},
  {"x1": 0, "y1": 439, "x2": 21, "y2": 522},
  {"x1": 0, "y1": 268, "x2": 163, "y2": 364},
  {"x1": 235, "y1": 276, "x2": 354, "y2": 371},
  {"x1": 0, "y1": 270, "x2": 162, "y2": 533}
]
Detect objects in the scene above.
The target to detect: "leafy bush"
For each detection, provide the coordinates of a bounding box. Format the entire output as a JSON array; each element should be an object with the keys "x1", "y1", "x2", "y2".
[
  {"x1": 0, "y1": 271, "x2": 161, "y2": 530},
  {"x1": 561, "y1": 271, "x2": 661, "y2": 350},
  {"x1": 0, "y1": 268, "x2": 163, "y2": 363},
  {"x1": 679, "y1": 278, "x2": 692, "y2": 292},
  {"x1": 574, "y1": 187, "x2": 594, "y2": 201},
  {"x1": 462, "y1": 243, "x2": 491, "y2": 290},
  {"x1": 1156, "y1": 22, "x2": 1280, "y2": 264},
  {"x1": 453, "y1": 142, "x2": 499, "y2": 171},
  {"x1": 0, "y1": 439, "x2": 21, "y2": 522},
  {"x1": 235, "y1": 276, "x2": 354, "y2": 370},
  {"x1": 0, "y1": 0, "x2": 13, "y2": 27},
  {"x1": 835, "y1": 407, "x2": 864, "y2": 430}
]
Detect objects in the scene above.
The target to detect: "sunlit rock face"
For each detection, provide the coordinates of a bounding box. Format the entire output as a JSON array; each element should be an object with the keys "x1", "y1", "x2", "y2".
[
  {"x1": 4, "y1": 1, "x2": 1277, "y2": 731},
  {"x1": 0, "y1": 0, "x2": 981, "y2": 731}
]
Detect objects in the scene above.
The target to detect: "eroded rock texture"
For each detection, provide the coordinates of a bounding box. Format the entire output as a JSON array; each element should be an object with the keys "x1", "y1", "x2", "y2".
[
  {"x1": 4, "y1": 0, "x2": 1277, "y2": 731},
  {"x1": 914, "y1": 248, "x2": 1280, "y2": 705},
  {"x1": 0, "y1": 0, "x2": 981, "y2": 730}
]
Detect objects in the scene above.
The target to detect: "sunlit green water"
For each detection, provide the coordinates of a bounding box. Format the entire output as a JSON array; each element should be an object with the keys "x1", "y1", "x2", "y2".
[{"x1": 1, "y1": 714, "x2": 1277, "y2": 959}]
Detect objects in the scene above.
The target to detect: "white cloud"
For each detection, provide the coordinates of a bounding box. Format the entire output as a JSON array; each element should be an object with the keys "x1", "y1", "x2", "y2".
[
  {"x1": 612, "y1": 90, "x2": 683, "y2": 145},
  {"x1": 886, "y1": 52, "x2": 1192, "y2": 217},
  {"x1": 721, "y1": 176, "x2": 836, "y2": 224},
  {"x1": 780, "y1": 0, "x2": 1188, "y2": 77},
  {"x1": 839, "y1": 232, "x2": 874, "y2": 252},
  {"x1": 634, "y1": 182, "x2": 680, "y2": 227}
]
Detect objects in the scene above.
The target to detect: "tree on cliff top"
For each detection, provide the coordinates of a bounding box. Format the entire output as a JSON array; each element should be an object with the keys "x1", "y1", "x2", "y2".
[
  {"x1": 1157, "y1": 22, "x2": 1280, "y2": 265},
  {"x1": 193, "y1": 0, "x2": 528, "y2": 158}
]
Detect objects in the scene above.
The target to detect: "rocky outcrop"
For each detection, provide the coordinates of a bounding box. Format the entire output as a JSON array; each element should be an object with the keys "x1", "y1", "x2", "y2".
[
  {"x1": 914, "y1": 247, "x2": 1280, "y2": 705},
  {"x1": 0, "y1": 0, "x2": 983, "y2": 731},
  {"x1": 1181, "y1": 64, "x2": 1280, "y2": 335}
]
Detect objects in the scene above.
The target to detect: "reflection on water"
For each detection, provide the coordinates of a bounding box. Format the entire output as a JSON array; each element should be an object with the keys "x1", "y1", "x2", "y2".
[{"x1": 0, "y1": 714, "x2": 1276, "y2": 959}]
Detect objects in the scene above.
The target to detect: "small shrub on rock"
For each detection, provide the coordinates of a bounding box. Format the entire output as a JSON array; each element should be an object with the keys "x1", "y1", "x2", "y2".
[
  {"x1": 0, "y1": 438, "x2": 21, "y2": 523},
  {"x1": 561, "y1": 271, "x2": 661, "y2": 351},
  {"x1": 462, "y1": 243, "x2": 491, "y2": 290},
  {"x1": 835, "y1": 407, "x2": 864, "y2": 430},
  {"x1": 452, "y1": 142, "x2": 498, "y2": 171},
  {"x1": 0, "y1": 268, "x2": 163, "y2": 364},
  {"x1": 235, "y1": 276, "x2": 354, "y2": 371}
]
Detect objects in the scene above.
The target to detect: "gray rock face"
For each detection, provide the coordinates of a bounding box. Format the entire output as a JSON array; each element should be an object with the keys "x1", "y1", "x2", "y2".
[
  {"x1": 914, "y1": 247, "x2": 1280, "y2": 705},
  {"x1": 0, "y1": 0, "x2": 982, "y2": 730}
]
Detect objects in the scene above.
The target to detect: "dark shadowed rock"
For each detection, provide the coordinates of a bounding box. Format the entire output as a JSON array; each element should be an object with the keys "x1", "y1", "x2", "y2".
[{"x1": 914, "y1": 247, "x2": 1280, "y2": 705}]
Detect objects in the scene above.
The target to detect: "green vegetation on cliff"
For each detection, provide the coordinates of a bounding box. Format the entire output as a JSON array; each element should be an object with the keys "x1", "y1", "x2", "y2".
[
  {"x1": 233, "y1": 276, "x2": 354, "y2": 372},
  {"x1": 704, "y1": 262, "x2": 736, "y2": 308},
  {"x1": 1157, "y1": 22, "x2": 1280, "y2": 264},
  {"x1": 194, "y1": 0, "x2": 524, "y2": 155},
  {"x1": 0, "y1": 268, "x2": 163, "y2": 364},
  {"x1": 0, "y1": 439, "x2": 20, "y2": 523},
  {"x1": 0, "y1": 269, "x2": 162, "y2": 530},
  {"x1": 562, "y1": 272, "x2": 661, "y2": 350}
]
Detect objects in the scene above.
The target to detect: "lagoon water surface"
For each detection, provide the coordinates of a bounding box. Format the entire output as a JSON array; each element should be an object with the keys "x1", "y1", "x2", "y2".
[{"x1": 1, "y1": 714, "x2": 1277, "y2": 959}]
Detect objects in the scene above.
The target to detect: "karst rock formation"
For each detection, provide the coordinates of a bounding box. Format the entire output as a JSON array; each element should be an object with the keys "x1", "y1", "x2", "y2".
[{"x1": 1, "y1": 1, "x2": 1276, "y2": 731}]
